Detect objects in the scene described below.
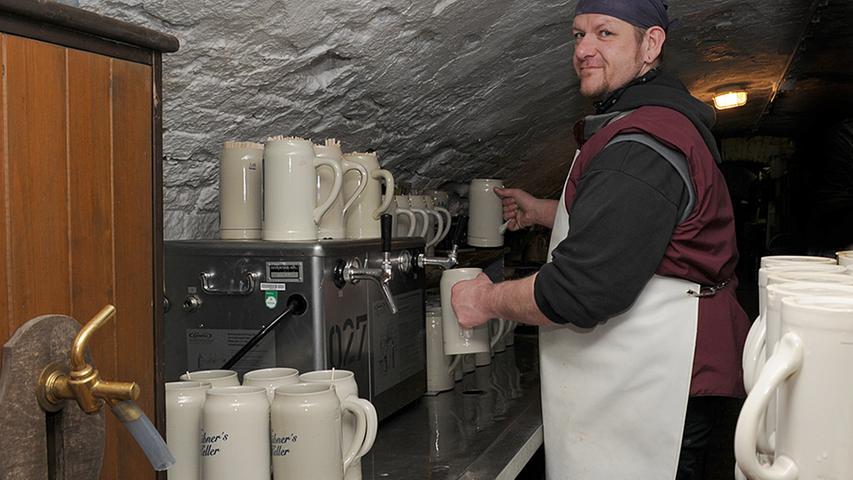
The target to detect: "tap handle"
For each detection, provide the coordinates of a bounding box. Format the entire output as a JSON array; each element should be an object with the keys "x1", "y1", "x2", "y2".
[
  {"x1": 380, "y1": 213, "x2": 392, "y2": 253},
  {"x1": 452, "y1": 214, "x2": 467, "y2": 247}
]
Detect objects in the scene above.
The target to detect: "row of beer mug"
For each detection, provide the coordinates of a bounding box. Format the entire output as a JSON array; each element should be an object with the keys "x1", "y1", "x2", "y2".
[
  {"x1": 165, "y1": 368, "x2": 375, "y2": 480},
  {"x1": 734, "y1": 253, "x2": 853, "y2": 480},
  {"x1": 219, "y1": 136, "x2": 511, "y2": 247},
  {"x1": 425, "y1": 294, "x2": 517, "y2": 394}
]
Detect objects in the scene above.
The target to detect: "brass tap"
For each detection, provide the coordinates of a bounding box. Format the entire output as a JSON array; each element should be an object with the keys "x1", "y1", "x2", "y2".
[{"x1": 37, "y1": 305, "x2": 140, "y2": 413}]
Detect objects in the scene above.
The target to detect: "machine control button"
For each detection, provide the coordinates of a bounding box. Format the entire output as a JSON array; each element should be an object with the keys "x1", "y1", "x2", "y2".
[{"x1": 182, "y1": 294, "x2": 203, "y2": 313}]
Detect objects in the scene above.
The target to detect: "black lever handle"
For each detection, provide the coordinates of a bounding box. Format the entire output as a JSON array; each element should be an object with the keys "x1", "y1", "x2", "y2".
[
  {"x1": 380, "y1": 213, "x2": 393, "y2": 253},
  {"x1": 452, "y1": 214, "x2": 468, "y2": 246}
]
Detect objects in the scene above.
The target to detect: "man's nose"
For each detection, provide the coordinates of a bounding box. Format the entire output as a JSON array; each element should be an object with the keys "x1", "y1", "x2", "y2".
[{"x1": 574, "y1": 35, "x2": 596, "y2": 60}]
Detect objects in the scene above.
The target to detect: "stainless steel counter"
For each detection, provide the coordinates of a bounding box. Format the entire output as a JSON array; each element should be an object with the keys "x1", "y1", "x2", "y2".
[{"x1": 361, "y1": 334, "x2": 542, "y2": 479}]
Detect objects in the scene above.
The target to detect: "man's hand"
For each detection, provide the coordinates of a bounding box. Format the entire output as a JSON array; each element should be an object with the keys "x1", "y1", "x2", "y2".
[
  {"x1": 450, "y1": 273, "x2": 495, "y2": 329},
  {"x1": 494, "y1": 187, "x2": 549, "y2": 230}
]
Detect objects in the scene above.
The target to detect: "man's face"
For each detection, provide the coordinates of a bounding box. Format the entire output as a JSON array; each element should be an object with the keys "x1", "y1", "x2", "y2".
[{"x1": 572, "y1": 14, "x2": 648, "y2": 99}]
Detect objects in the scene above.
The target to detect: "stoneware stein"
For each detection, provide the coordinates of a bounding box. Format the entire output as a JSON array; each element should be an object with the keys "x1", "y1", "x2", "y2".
[
  {"x1": 759, "y1": 255, "x2": 836, "y2": 268},
  {"x1": 467, "y1": 178, "x2": 509, "y2": 247},
  {"x1": 298, "y1": 369, "x2": 378, "y2": 480},
  {"x1": 165, "y1": 381, "x2": 211, "y2": 480},
  {"x1": 263, "y1": 136, "x2": 342, "y2": 241},
  {"x1": 425, "y1": 307, "x2": 455, "y2": 394},
  {"x1": 743, "y1": 263, "x2": 848, "y2": 392},
  {"x1": 751, "y1": 282, "x2": 853, "y2": 455},
  {"x1": 242, "y1": 367, "x2": 300, "y2": 403},
  {"x1": 440, "y1": 268, "x2": 490, "y2": 355},
  {"x1": 342, "y1": 152, "x2": 394, "y2": 239},
  {"x1": 388, "y1": 195, "x2": 418, "y2": 238},
  {"x1": 394, "y1": 195, "x2": 427, "y2": 238},
  {"x1": 408, "y1": 194, "x2": 444, "y2": 249},
  {"x1": 314, "y1": 139, "x2": 367, "y2": 239},
  {"x1": 271, "y1": 383, "x2": 374, "y2": 480},
  {"x1": 219, "y1": 141, "x2": 263, "y2": 240},
  {"x1": 424, "y1": 195, "x2": 452, "y2": 248},
  {"x1": 201, "y1": 386, "x2": 270, "y2": 480},
  {"x1": 179, "y1": 369, "x2": 239, "y2": 388},
  {"x1": 736, "y1": 296, "x2": 853, "y2": 480}
]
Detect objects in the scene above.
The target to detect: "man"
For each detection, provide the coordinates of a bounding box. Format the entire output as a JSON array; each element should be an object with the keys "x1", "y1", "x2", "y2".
[{"x1": 450, "y1": 1, "x2": 749, "y2": 478}]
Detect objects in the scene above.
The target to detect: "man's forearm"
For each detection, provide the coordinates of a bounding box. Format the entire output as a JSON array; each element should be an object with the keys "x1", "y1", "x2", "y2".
[
  {"x1": 535, "y1": 200, "x2": 558, "y2": 229},
  {"x1": 487, "y1": 274, "x2": 556, "y2": 327}
]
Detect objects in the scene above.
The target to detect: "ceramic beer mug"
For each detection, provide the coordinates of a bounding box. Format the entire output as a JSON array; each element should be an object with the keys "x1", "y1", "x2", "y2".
[
  {"x1": 836, "y1": 250, "x2": 853, "y2": 266},
  {"x1": 165, "y1": 381, "x2": 211, "y2": 480},
  {"x1": 342, "y1": 152, "x2": 394, "y2": 239},
  {"x1": 408, "y1": 194, "x2": 444, "y2": 249},
  {"x1": 263, "y1": 136, "x2": 342, "y2": 241},
  {"x1": 426, "y1": 307, "x2": 456, "y2": 393},
  {"x1": 298, "y1": 369, "x2": 378, "y2": 480},
  {"x1": 201, "y1": 386, "x2": 270, "y2": 480},
  {"x1": 467, "y1": 179, "x2": 509, "y2": 247},
  {"x1": 759, "y1": 255, "x2": 835, "y2": 268},
  {"x1": 179, "y1": 369, "x2": 239, "y2": 387},
  {"x1": 424, "y1": 195, "x2": 452, "y2": 246},
  {"x1": 315, "y1": 139, "x2": 367, "y2": 239},
  {"x1": 388, "y1": 195, "x2": 418, "y2": 238},
  {"x1": 219, "y1": 141, "x2": 263, "y2": 240},
  {"x1": 271, "y1": 383, "x2": 375, "y2": 480},
  {"x1": 742, "y1": 263, "x2": 848, "y2": 392},
  {"x1": 735, "y1": 296, "x2": 853, "y2": 480},
  {"x1": 440, "y1": 268, "x2": 490, "y2": 355},
  {"x1": 242, "y1": 367, "x2": 300, "y2": 403},
  {"x1": 751, "y1": 282, "x2": 853, "y2": 455}
]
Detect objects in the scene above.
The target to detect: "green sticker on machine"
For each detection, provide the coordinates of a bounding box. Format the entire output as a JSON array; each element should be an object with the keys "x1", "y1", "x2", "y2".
[{"x1": 264, "y1": 290, "x2": 278, "y2": 309}]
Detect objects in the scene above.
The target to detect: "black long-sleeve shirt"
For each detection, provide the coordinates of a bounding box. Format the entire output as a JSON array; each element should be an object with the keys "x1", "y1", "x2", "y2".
[{"x1": 533, "y1": 141, "x2": 689, "y2": 328}]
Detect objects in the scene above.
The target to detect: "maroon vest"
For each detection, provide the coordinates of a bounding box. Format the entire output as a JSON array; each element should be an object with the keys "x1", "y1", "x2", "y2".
[{"x1": 567, "y1": 106, "x2": 749, "y2": 397}]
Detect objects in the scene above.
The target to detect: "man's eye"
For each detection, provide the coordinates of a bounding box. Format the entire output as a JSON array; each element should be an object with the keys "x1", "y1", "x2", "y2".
[
  {"x1": 573, "y1": 32, "x2": 584, "y2": 40},
  {"x1": 599, "y1": 30, "x2": 612, "y2": 37}
]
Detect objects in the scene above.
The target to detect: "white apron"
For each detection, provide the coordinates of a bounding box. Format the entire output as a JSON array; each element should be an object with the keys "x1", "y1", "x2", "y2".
[{"x1": 540, "y1": 153, "x2": 699, "y2": 479}]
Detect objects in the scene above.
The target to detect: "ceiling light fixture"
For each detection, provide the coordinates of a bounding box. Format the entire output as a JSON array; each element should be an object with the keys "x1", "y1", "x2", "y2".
[{"x1": 712, "y1": 91, "x2": 748, "y2": 110}]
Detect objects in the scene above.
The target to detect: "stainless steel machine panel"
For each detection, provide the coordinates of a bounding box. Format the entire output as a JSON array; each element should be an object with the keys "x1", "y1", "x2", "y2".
[{"x1": 164, "y1": 238, "x2": 426, "y2": 420}]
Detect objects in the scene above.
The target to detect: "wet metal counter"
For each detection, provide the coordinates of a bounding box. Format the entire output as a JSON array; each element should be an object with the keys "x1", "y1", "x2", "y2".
[{"x1": 361, "y1": 333, "x2": 543, "y2": 479}]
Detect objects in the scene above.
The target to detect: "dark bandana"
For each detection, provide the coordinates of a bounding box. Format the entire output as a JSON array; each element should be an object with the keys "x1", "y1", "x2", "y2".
[{"x1": 575, "y1": 0, "x2": 672, "y2": 30}]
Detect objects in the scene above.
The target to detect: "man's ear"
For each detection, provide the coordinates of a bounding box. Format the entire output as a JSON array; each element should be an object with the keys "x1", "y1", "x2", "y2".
[{"x1": 644, "y1": 26, "x2": 666, "y2": 65}]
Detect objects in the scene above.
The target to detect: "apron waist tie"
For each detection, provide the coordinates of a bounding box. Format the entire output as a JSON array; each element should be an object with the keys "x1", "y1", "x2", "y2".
[{"x1": 687, "y1": 278, "x2": 730, "y2": 298}]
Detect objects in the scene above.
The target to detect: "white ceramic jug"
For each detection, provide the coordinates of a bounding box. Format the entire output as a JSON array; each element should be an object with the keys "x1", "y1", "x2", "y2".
[
  {"x1": 440, "y1": 268, "x2": 490, "y2": 355},
  {"x1": 271, "y1": 383, "x2": 375, "y2": 480},
  {"x1": 342, "y1": 152, "x2": 394, "y2": 239},
  {"x1": 219, "y1": 141, "x2": 264, "y2": 240},
  {"x1": 298, "y1": 370, "x2": 378, "y2": 480},
  {"x1": 736, "y1": 296, "x2": 853, "y2": 480},
  {"x1": 263, "y1": 136, "x2": 342, "y2": 241},
  {"x1": 201, "y1": 386, "x2": 270, "y2": 480},
  {"x1": 165, "y1": 381, "x2": 211, "y2": 480},
  {"x1": 409, "y1": 194, "x2": 444, "y2": 249},
  {"x1": 467, "y1": 179, "x2": 508, "y2": 247},
  {"x1": 315, "y1": 139, "x2": 367, "y2": 239}
]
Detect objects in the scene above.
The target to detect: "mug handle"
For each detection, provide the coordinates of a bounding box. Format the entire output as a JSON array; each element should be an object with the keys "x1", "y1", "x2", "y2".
[
  {"x1": 411, "y1": 208, "x2": 430, "y2": 239},
  {"x1": 425, "y1": 210, "x2": 444, "y2": 248},
  {"x1": 498, "y1": 220, "x2": 511, "y2": 235},
  {"x1": 734, "y1": 332, "x2": 803, "y2": 480},
  {"x1": 396, "y1": 208, "x2": 417, "y2": 236},
  {"x1": 351, "y1": 397, "x2": 378, "y2": 459},
  {"x1": 434, "y1": 207, "x2": 452, "y2": 244},
  {"x1": 447, "y1": 354, "x2": 461, "y2": 377},
  {"x1": 341, "y1": 159, "x2": 368, "y2": 216},
  {"x1": 340, "y1": 397, "x2": 368, "y2": 473},
  {"x1": 371, "y1": 169, "x2": 395, "y2": 220},
  {"x1": 313, "y1": 157, "x2": 343, "y2": 224},
  {"x1": 489, "y1": 319, "x2": 507, "y2": 349},
  {"x1": 742, "y1": 314, "x2": 767, "y2": 393}
]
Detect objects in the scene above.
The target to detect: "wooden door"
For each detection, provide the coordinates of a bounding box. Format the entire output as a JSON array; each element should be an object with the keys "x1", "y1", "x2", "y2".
[{"x1": 0, "y1": 33, "x2": 158, "y2": 480}]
